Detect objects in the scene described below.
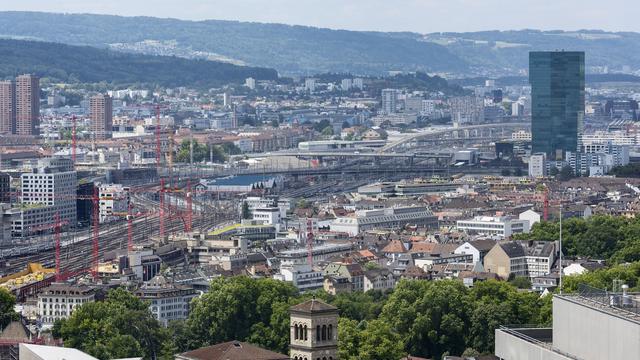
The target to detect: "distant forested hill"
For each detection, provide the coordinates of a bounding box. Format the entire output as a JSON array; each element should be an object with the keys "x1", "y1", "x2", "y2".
[
  {"x1": 0, "y1": 12, "x2": 639, "y2": 77},
  {"x1": 0, "y1": 12, "x2": 468, "y2": 75},
  {"x1": 0, "y1": 39, "x2": 278, "y2": 87}
]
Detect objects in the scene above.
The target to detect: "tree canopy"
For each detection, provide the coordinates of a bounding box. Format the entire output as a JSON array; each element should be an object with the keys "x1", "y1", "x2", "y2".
[
  {"x1": 513, "y1": 215, "x2": 640, "y2": 263},
  {"x1": 0, "y1": 288, "x2": 17, "y2": 330},
  {"x1": 53, "y1": 288, "x2": 169, "y2": 360},
  {"x1": 52, "y1": 276, "x2": 555, "y2": 359}
]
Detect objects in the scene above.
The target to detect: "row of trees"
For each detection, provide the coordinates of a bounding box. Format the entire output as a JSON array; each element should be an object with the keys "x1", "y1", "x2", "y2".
[
  {"x1": 513, "y1": 215, "x2": 640, "y2": 263},
  {"x1": 175, "y1": 140, "x2": 240, "y2": 163},
  {"x1": 51, "y1": 277, "x2": 551, "y2": 360}
]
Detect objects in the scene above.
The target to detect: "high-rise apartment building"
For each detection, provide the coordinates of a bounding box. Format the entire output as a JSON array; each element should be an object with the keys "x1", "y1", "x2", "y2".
[
  {"x1": 381, "y1": 89, "x2": 397, "y2": 114},
  {"x1": 0, "y1": 81, "x2": 15, "y2": 134},
  {"x1": 15, "y1": 74, "x2": 40, "y2": 136},
  {"x1": 90, "y1": 94, "x2": 113, "y2": 140},
  {"x1": 449, "y1": 96, "x2": 485, "y2": 124},
  {"x1": 530, "y1": 51, "x2": 585, "y2": 160},
  {"x1": 304, "y1": 78, "x2": 316, "y2": 93}
]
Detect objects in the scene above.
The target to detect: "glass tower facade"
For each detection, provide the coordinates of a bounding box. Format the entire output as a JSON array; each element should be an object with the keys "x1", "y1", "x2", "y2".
[{"x1": 529, "y1": 51, "x2": 585, "y2": 160}]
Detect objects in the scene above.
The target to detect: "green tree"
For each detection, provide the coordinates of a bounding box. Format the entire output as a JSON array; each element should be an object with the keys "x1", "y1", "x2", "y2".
[
  {"x1": 241, "y1": 202, "x2": 252, "y2": 219},
  {"x1": 358, "y1": 319, "x2": 406, "y2": 360},
  {"x1": 0, "y1": 288, "x2": 16, "y2": 329},
  {"x1": 186, "y1": 277, "x2": 298, "y2": 353},
  {"x1": 558, "y1": 165, "x2": 575, "y2": 181},
  {"x1": 501, "y1": 169, "x2": 512, "y2": 176},
  {"x1": 337, "y1": 318, "x2": 361, "y2": 360},
  {"x1": 313, "y1": 119, "x2": 332, "y2": 132},
  {"x1": 509, "y1": 276, "x2": 532, "y2": 289},
  {"x1": 177, "y1": 140, "x2": 226, "y2": 163},
  {"x1": 381, "y1": 280, "x2": 470, "y2": 359},
  {"x1": 221, "y1": 142, "x2": 242, "y2": 155},
  {"x1": 321, "y1": 126, "x2": 334, "y2": 136},
  {"x1": 56, "y1": 288, "x2": 168, "y2": 360}
]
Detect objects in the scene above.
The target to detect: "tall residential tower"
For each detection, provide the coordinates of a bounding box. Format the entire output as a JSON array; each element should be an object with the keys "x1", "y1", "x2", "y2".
[
  {"x1": 0, "y1": 81, "x2": 15, "y2": 134},
  {"x1": 529, "y1": 51, "x2": 585, "y2": 160},
  {"x1": 90, "y1": 94, "x2": 113, "y2": 140},
  {"x1": 15, "y1": 74, "x2": 40, "y2": 136}
]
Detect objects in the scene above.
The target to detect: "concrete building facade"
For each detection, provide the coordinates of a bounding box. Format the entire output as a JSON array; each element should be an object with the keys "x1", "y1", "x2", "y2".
[
  {"x1": 90, "y1": 94, "x2": 113, "y2": 140},
  {"x1": 15, "y1": 74, "x2": 40, "y2": 136}
]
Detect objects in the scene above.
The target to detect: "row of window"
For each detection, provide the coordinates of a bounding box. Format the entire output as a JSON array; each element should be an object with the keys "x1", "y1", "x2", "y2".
[
  {"x1": 40, "y1": 298, "x2": 90, "y2": 303},
  {"x1": 293, "y1": 324, "x2": 334, "y2": 342}
]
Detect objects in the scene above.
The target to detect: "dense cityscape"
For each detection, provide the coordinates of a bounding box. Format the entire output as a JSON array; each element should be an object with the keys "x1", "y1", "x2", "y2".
[{"x1": 0, "y1": 3, "x2": 637, "y2": 360}]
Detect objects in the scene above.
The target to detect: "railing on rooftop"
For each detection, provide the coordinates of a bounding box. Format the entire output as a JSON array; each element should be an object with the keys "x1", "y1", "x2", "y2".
[
  {"x1": 498, "y1": 326, "x2": 580, "y2": 360},
  {"x1": 575, "y1": 283, "x2": 640, "y2": 319}
]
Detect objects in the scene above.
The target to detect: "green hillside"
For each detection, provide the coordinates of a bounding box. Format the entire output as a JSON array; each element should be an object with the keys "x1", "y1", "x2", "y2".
[{"x1": 0, "y1": 38, "x2": 278, "y2": 87}]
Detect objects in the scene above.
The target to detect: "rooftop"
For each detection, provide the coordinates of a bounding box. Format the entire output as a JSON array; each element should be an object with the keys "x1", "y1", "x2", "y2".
[
  {"x1": 205, "y1": 175, "x2": 275, "y2": 187},
  {"x1": 169, "y1": 341, "x2": 290, "y2": 360},
  {"x1": 290, "y1": 298, "x2": 337, "y2": 314}
]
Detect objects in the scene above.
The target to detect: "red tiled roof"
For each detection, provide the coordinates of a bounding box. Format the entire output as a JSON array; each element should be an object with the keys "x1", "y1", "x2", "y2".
[{"x1": 178, "y1": 341, "x2": 289, "y2": 360}]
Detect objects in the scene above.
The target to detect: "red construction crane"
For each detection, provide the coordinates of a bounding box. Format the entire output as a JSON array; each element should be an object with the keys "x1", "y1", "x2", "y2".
[
  {"x1": 155, "y1": 105, "x2": 162, "y2": 170},
  {"x1": 159, "y1": 179, "x2": 166, "y2": 241},
  {"x1": 185, "y1": 179, "x2": 193, "y2": 233},
  {"x1": 127, "y1": 201, "x2": 134, "y2": 252},
  {"x1": 92, "y1": 185, "x2": 100, "y2": 279},
  {"x1": 71, "y1": 115, "x2": 77, "y2": 164}
]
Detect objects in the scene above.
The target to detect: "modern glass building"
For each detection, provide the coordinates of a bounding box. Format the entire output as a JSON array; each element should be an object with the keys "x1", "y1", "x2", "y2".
[{"x1": 529, "y1": 51, "x2": 585, "y2": 160}]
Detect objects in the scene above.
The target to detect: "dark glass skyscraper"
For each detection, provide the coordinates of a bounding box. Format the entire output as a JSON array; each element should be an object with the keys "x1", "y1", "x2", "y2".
[{"x1": 529, "y1": 51, "x2": 585, "y2": 160}]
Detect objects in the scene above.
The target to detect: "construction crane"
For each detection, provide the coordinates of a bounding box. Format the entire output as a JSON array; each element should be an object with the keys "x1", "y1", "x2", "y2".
[
  {"x1": 155, "y1": 105, "x2": 162, "y2": 170},
  {"x1": 71, "y1": 115, "x2": 77, "y2": 165}
]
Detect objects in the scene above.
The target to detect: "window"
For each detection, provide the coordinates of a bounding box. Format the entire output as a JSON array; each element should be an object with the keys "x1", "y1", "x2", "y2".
[
  {"x1": 328, "y1": 324, "x2": 333, "y2": 340},
  {"x1": 303, "y1": 325, "x2": 308, "y2": 340},
  {"x1": 316, "y1": 325, "x2": 321, "y2": 341},
  {"x1": 322, "y1": 325, "x2": 327, "y2": 341}
]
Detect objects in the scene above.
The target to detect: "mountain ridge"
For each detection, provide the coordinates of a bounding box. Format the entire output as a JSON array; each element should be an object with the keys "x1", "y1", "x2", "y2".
[{"x1": 0, "y1": 12, "x2": 639, "y2": 76}]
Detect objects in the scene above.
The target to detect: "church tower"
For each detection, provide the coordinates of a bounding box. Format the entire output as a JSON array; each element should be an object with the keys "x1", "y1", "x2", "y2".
[{"x1": 289, "y1": 298, "x2": 338, "y2": 360}]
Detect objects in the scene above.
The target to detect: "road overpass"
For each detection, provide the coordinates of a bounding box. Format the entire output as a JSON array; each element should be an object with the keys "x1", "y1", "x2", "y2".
[{"x1": 381, "y1": 122, "x2": 531, "y2": 152}]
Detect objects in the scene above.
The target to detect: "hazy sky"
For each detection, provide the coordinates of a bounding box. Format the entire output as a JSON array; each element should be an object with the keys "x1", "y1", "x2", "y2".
[{"x1": 4, "y1": 0, "x2": 639, "y2": 33}]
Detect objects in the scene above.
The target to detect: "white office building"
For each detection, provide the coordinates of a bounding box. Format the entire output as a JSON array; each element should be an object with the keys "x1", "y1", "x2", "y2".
[
  {"x1": 38, "y1": 283, "x2": 95, "y2": 327},
  {"x1": 245, "y1": 77, "x2": 256, "y2": 90},
  {"x1": 304, "y1": 78, "x2": 317, "y2": 92},
  {"x1": 330, "y1": 206, "x2": 437, "y2": 236},
  {"x1": 529, "y1": 153, "x2": 547, "y2": 178},
  {"x1": 512, "y1": 130, "x2": 532, "y2": 141},
  {"x1": 456, "y1": 216, "x2": 530, "y2": 238},
  {"x1": 276, "y1": 263, "x2": 325, "y2": 292},
  {"x1": 353, "y1": 78, "x2": 364, "y2": 90},
  {"x1": 135, "y1": 275, "x2": 198, "y2": 327},
  {"x1": 381, "y1": 89, "x2": 398, "y2": 114},
  {"x1": 13, "y1": 158, "x2": 77, "y2": 237},
  {"x1": 449, "y1": 96, "x2": 485, "y2": 124},
  {"x1": 421, "y1": 100, "x2": 438, "y2": 116},
  {"x1": 341, "y1": 79, "x2": 352, "y2": 91},
  {"x1": 98, "y1": 184, "x2": 129, "y2": 223},
  {"x1": 252, "y1": 207, "x2": 281, "y2": 227}
]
